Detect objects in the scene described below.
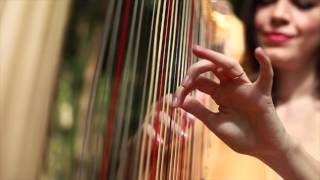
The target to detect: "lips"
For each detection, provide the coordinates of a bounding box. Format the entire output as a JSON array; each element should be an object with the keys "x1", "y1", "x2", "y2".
[{"x1": 263, "y1": 32, "x2": 293, "y2": 43}]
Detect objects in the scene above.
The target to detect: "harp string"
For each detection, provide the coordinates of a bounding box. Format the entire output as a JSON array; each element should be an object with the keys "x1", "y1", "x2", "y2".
[
  {"x1": 41, "y1": 0, "x2": 221, "y2": 179},
  {"x1": 118, "y1": 0, "x2": 146, "y2": 177},
  {"x1": 141, "y1": 0, "x2": 165, "y2": 179},
  {"x1": 155, "y1": 0, "x2": 173, "y2": 178},
  {"x1": 167, "y1": 1, "x2": 181, "y2": 178},
  {"x1": 167, "y1": 1, "x2": 180, "y2": 178},
  {"x1": 110, "y1": 0, "x2": 144, "y2": 179},
  {"x1": 79, "y1": 0, "x2": 118, "y2": 178},
  {"x1": 181, "y1": 1, "x2": 195, "y2": 179},
  {"x1": 150, "y1": 0, "x2": 173, "y2": 178},
  {"x1": 181, "y1": 1, "x2": 192, "y2": 178},
  {"x1": 163, "y1": 0, "x2": 180, "y2": 179},
  {"x1": 104, "y1": 0, "x2": 124, "y2": 119},
  {"x1": 137, "y1": 0, "x2": 159, "y2": 179},
  {"x1": 180, "y1": 0, "x2": 190, "y2": 177},
  {"x1": 180, "y1": 1, "x2": 193, "y2": 171},
  {"x1": 130, "y1": 0, "x2": 152, "y2": 178},
  {"x1": 148, "y1": 0, "x2": 171, "y2": 179},
  {"x1": 100, "y1": 0, "x2": 133, "y2": 179},
  {"x1": 185, "y1": 10, "x2": 195, "y2": 178},
  {"x1": 86, "y1": 0, "x2": 124, "y2": 178},
  {"x1": 157, "y1": 0, "x2": 179, "y2": 179},
  {"x1": 100, "y1": 1, "x2": 209, "y2": 179},
  {"x1": 173, "y1": 0, "x2": 189, "y2": 179}
]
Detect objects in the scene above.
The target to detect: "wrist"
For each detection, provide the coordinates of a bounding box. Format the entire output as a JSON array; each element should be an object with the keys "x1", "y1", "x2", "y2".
[
  {"x1": 258, "y1": 136, "x2": 320, "y2": 180},
  {"x1": 260, "y1": 133, "x2": 297, "y2": 160}
]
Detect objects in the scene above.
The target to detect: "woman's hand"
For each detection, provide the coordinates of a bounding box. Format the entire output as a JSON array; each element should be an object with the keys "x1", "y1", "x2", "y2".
[{"x1": 173, "y1": 46, "x2": 290, "y2": 158}]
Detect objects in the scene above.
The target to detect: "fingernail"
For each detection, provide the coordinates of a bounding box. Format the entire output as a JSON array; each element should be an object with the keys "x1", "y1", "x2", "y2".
[
  {"x1": 258, "y1": 47, "x2": 265, "y2": 52},
  {"x1": 182, "y1": 75, "x2": 192, "y2": 87},
  {"x1": 193, "y1": 45, "x2": 201, "y2": 51},
  {"x1": 172, "y1": 97, "x2": 179, "y2": 107}
]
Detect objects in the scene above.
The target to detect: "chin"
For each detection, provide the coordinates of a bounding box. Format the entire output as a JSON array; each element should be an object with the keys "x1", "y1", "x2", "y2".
[
  {"x1": 263, "y1": 47, "x2": 298, "y2": 70},
  {"x1": 263, "y1": 47, "x2": 288, "y2": 61}
]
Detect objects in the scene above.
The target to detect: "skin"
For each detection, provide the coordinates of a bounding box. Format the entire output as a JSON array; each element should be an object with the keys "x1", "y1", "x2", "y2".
[
  {"x1": 255, "y1": 0, "x2": 320, "y2": 102},
  {"x1": 256, "y1": 0, "x2": 320, "y2": 161},
  {"x1": 173, "y1": 0, "x2": 320, "y2": 179},
  {"x1": 173, "y1": 47, "x2": 281, "y2": 157},
  {"x1": 255, "y1": 0, "x2": 320, "y2": 71},
  {"x1": 173, "y1": 46, "x2": 320, "y2": 180}
]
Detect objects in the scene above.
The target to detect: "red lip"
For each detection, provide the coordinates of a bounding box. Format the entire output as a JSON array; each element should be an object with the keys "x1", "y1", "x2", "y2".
[{"x1": 264, "y1": 32, "x2": 293, "y2": 43}]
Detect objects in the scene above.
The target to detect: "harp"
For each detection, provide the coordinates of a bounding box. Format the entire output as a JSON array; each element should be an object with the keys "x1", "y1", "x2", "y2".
[
  {"x1": 40, "y1": 0, "x2": 226, "y2": 180},
  {"x1": 0, "y1": 0, "x2": 242, "y2": 179}
]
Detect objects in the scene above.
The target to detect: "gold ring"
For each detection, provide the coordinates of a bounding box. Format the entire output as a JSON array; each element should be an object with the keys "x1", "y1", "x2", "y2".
[{"x1": 232, "y1": 72, "x2": 244, "y2": 80}]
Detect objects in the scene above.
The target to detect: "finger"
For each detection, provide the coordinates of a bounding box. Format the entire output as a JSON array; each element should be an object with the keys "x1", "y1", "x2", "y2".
[
  {"x1": 254, "y1": 47, "x2": 274, "y2": 93},
  {"x1": 182, "y1": 60, "x2": 217, "y2": 87},
  {"x1": 195, "y1": 77, "x2": 219, "y2": 96},
  {"x1": 216, "y1": 67, "x2": 229, "y2": 84},
  {"x1": 193, "y1": 45, "x2": 250, "y2": 82},
  {"x1": 173, "y1": 76, "x2": 219, "y2": 107},
  {"x1": 181, "y1": 60, "x2": 228, "y2": 88},
  {"x1": 179, "y1": 96, "x2": 219, "y2": 128}
]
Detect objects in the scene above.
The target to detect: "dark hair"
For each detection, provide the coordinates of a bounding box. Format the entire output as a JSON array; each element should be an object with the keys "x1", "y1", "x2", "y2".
[{"x1": 240, "y1": 0, "x2": 320, "y2": 103}]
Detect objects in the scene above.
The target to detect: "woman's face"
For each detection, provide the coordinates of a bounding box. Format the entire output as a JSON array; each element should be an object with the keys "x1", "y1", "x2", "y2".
[{"x1": 255, "y1": 0, "x2": 320, "y2": 70}]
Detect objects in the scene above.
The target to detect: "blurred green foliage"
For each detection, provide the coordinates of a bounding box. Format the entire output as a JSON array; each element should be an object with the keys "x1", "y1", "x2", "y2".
[{"x1": 45, "y1": 0, "x2": 108, "y2": 179}]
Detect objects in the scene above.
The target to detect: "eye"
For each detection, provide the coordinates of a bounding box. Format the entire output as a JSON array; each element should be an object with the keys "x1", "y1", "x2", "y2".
[
  {"x1": 292, "y1": 0, "x2": 318, "y2": 10},
  {"x1": 257, "y1": 0, "x2": 277, "y2": 6}
]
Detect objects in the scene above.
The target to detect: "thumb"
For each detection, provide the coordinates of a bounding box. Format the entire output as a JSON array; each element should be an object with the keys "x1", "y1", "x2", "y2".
[{"x1": 254, "y1": 47, "x2": 274, "y2": 94}]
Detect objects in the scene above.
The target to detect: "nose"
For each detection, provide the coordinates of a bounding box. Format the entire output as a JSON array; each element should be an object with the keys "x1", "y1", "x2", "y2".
[{"x1": 270, "y1": 0, "x2": 291, "y2": 27}]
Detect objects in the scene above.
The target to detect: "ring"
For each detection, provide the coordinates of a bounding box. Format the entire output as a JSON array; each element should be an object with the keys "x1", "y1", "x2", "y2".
[{"x1": 231, "y1": 72, "x2": 244, "y2": 80}]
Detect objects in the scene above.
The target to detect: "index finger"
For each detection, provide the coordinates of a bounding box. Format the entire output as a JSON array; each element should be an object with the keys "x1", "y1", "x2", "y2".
[{"x1": 193, "y1": 46, "x2": 249, "y2": 82}]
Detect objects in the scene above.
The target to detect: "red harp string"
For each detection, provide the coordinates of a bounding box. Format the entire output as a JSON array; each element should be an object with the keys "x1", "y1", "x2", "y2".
[
  {"x1": 150, "y1": 0, "x2": 173, "y2": 179},
  {"x1": 99, "y1": 0, "x2": 133, "y2": 179}
]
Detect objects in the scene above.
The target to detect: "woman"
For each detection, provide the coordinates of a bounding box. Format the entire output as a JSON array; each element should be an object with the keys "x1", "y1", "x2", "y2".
[{"x1": 173, "y1": 0, "x2": 320, "y2": 179}]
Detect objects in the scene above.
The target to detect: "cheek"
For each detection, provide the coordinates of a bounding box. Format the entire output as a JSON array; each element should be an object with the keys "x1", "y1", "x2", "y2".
[
  {"x1": 298, "y1": 17, "x2": 320, "y2": 53},
  {"x1": 254, "y1": 9, "x2": 270, "y2": 44},
  {"x1": 254, "y1": 11, "x2": 265, "y2": 31},
  {"x1": 299, "y1": 17, "x2": 320, "y2": 36},
  {"x1": 297, "y1": 8, "x2": 320, "y2": 45}
]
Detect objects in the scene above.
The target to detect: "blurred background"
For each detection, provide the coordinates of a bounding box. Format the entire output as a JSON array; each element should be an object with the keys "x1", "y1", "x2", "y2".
[{"x1": 1, "y1": 0, "x2": 108, "y2": 179}]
